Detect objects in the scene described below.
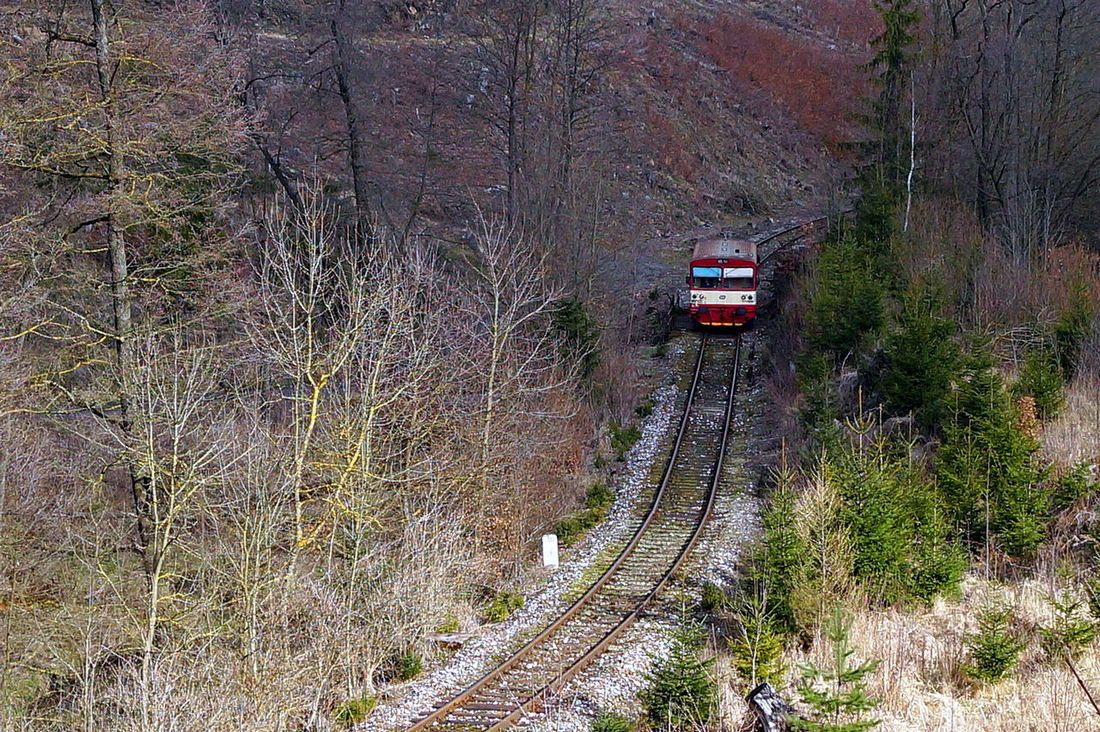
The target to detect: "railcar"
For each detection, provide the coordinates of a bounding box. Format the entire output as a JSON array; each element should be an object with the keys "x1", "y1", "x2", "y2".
[{"x1": 686, "y1": 237, "x2": 758, "y2": 327}]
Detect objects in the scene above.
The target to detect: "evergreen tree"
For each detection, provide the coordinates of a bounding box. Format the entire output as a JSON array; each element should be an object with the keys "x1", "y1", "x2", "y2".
[
  {"x1": 791, "y1": 607, "x2": 881, "y2": 732},
  {"x1": 880, "y1": 282, "x2": 959, "y2": 431},
  {"x1": 641, "y1": 625, "x2": 716, "y2": 730},
  {"x1": 804, "y1": 239, "x2": 885, "y2": 361},
  {"x1": 833, "y1": 430, "x2": 910, "y2": 604},
  {"x1": 1012, "y1": 346, "x2": 1065, "y2": 421},
  {"x1": 963, "y1": 606, "x2": 1026, "y2": 683},
  {"x1": 904, "y1": 478, "x2": 967, "y2": 602},
  {"x1": 1053, "y1": 285, "x2": 1096, "y2": 378},
  {"x1": 729, "y1": 591, "x2": 788, "y2": 687},
  {"x1": 864, "y1": 0, "x2": 921, "y2": 194},
  {"x1": 937, "y1": 352, "x2": 1048, "y2": 558},
  {"x1": 754, "y1": 465, "x2": 808, "y2": 633}
]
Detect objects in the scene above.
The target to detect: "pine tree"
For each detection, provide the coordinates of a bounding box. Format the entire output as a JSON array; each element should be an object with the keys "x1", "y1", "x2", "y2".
[
  {"x1": 641, "y1": 625, "x2": 716, "y2": 729},
  {"x1": 791, "y1": 608, "x2": 881, "y2": 732},
  {"x1": 729, "y1": 591, "x2": 788, "y2": 688},
  {"x1": 963, "y1": 606, "x2": 1026, "y2": 684},
  {"x1": 755, "y1": 466, "x2": 808, "y2": 633},
  {"x1": 1012, "y1": 347, "x2": 1065, "y2": 421},
  {"x1": 881, "y1": 282, "x2": 960, "y2": 431},
  {"x1": 865, "y1": 0, "x2": 921, "y2": 194},
  {"x1": 833, "y1": 428, "x2": 910, "y2": 604},
  {"x1": 937, "y1": 352, "x2": 1048, "y2": 558}
]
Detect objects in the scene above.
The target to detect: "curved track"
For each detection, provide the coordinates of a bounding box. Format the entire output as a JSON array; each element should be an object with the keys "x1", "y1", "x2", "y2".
[{"x1": 407, "y1": 335, "x2": 742, "y2": 731}]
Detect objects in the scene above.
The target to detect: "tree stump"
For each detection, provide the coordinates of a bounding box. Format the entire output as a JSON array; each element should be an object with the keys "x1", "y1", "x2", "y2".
[{"x1": 746, "y1": 683, "x2": 792, "y2": 732}]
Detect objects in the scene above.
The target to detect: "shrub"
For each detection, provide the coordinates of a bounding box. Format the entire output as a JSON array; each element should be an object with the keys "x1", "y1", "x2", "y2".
[
  {"x1": 1053, "y1": 462, "x2": 1097, "y2": 511},
  {"x1": 1053, "y1": 285, "x2": 1095, "y2": 377},
  {"x1": 635, "y1": 401, "x2": 654, "y2": 418},
  {"x1": 1039, "y1": 594, "x2": 1099, "y2": 662},
  {"x1": 586, "y1": 482, "x2": 615, "y2": 511},
  {"x1": 963, "y1": 606, "x2": 1026, "y2": 684},
  {"x1": 640, "y1": 625, "x2": 716, "y2": 729},
  {"x1": 609, "y1": 422, "x2": 641, "y2": 460},
  {"x1": 333, "y1": 695, "x2": 377, "y2": 727},
  {"x1": 556, "y1": 484, "x2": 615, "y2": 546},
  {"x1": 1013, "y1": 347, "x2": 1065, "y2": 420},
  {"x1": 592, "y1": 711, "x2": 635, "y2": 732},
  {"x1": 880, "y1": 282, "x2": 959, "y2": 431},
  {"x1": 394, "y1": 650, "x2": 423, "y2": 681},
  {"x1": 700, "y1": 581, "x2": 725, "y2": 613},
  {"x1": 482, "y1": 590, "x2": 524, "y2": 623},
  {"x1": 790, "y1": 607, "x2": 880, "y2": 732},
  {"x1": 436, "y1": 613, "x2": 460, "y2": 634}
]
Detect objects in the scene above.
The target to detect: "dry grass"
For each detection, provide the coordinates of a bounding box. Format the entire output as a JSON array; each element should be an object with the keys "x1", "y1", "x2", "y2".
[
  {"x1": 719, "y1": 575, "x2": 1100, "y2": 731},
  {"x1": 1042, "y1": 375, "x2": 1100, "y2": 471}
]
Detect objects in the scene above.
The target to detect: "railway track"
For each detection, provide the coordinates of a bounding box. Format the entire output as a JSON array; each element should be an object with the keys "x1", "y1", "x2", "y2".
[{"x1": 407, "y1": 335, "x2": 742, "y2": 731}]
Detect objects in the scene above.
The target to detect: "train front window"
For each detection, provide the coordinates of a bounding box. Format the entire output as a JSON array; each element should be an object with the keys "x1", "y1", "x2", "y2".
[
  {"x1": 723, "y1": 266, "x2": 755, "y2": 289},
  {"x1": 692, "y1": 266, "x2": 721, "y2": 289}
]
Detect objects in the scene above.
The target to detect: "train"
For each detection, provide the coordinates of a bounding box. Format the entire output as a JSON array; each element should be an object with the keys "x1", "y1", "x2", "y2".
[{"x1": 686, "y1": 236, "x2": 758, "y2": 327}]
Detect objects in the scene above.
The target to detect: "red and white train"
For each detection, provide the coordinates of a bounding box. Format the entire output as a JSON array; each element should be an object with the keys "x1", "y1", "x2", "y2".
[{"x1": 686, "y1": 237, "x2": 758, "y2": 327}]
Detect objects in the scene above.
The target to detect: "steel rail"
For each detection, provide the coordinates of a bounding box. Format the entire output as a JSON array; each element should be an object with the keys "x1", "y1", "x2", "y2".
[
  {"x1": 407, "y1": 334, "x2": 741, "y2": 731},
  {"x1": 757, "y1": 209, "x2": 854, "y2": 265},
  {"x1": 484, "y1": 335, "x2": 741, "y2": 730}
]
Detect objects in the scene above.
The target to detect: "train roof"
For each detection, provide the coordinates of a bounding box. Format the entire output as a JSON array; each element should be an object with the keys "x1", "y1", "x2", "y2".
[{"x1": 691, "y1": 238, "x2": 757, "y2": 263}]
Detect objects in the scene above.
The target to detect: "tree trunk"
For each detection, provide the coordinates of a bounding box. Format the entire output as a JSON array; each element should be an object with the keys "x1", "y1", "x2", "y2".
[
  {"x1": 331, "y1": 1, "x2": 371, "y2": 240},
  {"x1": 91, "y1": 0, "x2": 152, "y2": 580}
]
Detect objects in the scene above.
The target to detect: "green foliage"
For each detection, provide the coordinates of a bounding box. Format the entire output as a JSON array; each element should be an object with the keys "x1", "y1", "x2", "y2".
[
  {"x1": 641, "y1": 625, "x2": 716, "y2": 729},
  {"x1": 937, "y1": 355, "x2": 1049, "y2": 558},
  {"x1": 729, "y1": 592, "x2": 788, "y2": 687},
  {"x1": 754, "y1": 470, "x2": 807, "y2": 633},
  {"x1": 1039, "y1": 594, "x2": 1099, "y2": 662},
  {"x1": 905, "y1": 486, "x2": 967, "y2": 603},
  {"x1": 852, "y1": 177, "x2": 897, "y2": 248},
  {"x1": 797, "y1": 352, "x2": 842, "y2": 444},
  {"x1": 803, "y1": 239, "x2": 886, "y2": 361},
  {"x1": 831, "y1": 435, "x2": 911, "y2": 603},
  {"x1": 700, "y1": 581, "x2": 726, "y2": 613},
  {"x1": 482, "y1": 590, "x2": 524, "y2": 623},
  {"x1": 880, "y1": 283, "x2": 959, "y2": 431},
  {"x1": 863, "y1": 0, "x2": 920, "y2": 194},
  {"x1": 436, "y1": 613, "x2": 460, "y2": 634},
  {"x1": 790, "y1": 607, "x2": 881, "y2": 732},
  {"x1": 1013, "y1": 348, "x2": 1065, "y2": 420},
  {"x1": 333, "y1": 695, "x2": 377, "y2": 727},
  {"x1": 635, "y1": 400, "x2": 654, "y2": 418},
  {"x1": 553, "y1": 297, "x2": 601, "y2": 380},
  {"x1": 591, "y1": 712, "x2": 635, "y2": 732},
  {"x1": 394, "y1": 650, "x2": 423, "y2": 681},
  {"x1": 1053, "y1": 462, "x2": 1097, "y2": 511},
  {"x1": 962, "y1": 606, "x2": 1026, "y2": 684},
  {"x1": 1053, "y1": 286, "x2": 1096, "y2": 377},
  {"x1": 586, "y1": 482, "x2": 615, "y2": 511},
  {"x1": 556, "y1": 484, "x2": 616, "y2": 546},
  {"x1": 816, "y1": 427, "x2": 965, "y2": 606},
  {"x1": 609, "y1": 422, "x2": 641, "y2": 460}
]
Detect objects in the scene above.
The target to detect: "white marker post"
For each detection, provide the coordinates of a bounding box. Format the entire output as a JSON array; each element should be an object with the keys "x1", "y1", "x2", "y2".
[{"x1": 542, "y1": 534, "x2": 559, "y2": 569}]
